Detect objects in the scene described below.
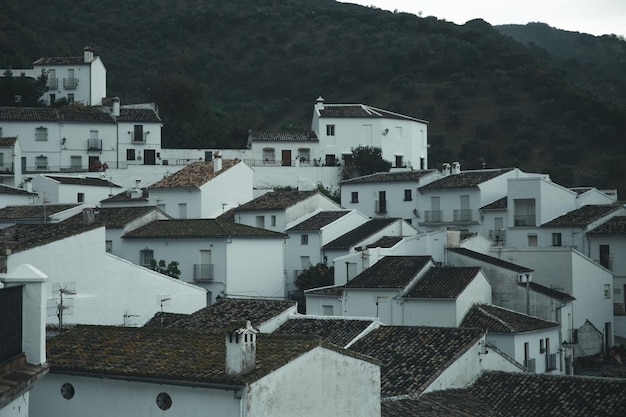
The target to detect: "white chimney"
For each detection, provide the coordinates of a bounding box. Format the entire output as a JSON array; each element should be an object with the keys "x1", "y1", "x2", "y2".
[
  {"x1": 213, "y1": 151, "x2": 223, "y2": 172},
  {"x1": 112, "y1": 97, "x2": 120, "y2": 117},
  {"x1": 225, "y1": 321, "x2": 257, "y2": 376},
  {"x1": 441, "y1": 163, "x2": 451, "y2": 176},
  {"x1": 83, "y1": 46, "x2": 94, "y2": 63},
  {"x1": 82, "y1": 208, "x2": 97, "y2": 224},
  {"x1": 451, "y1": 161, "x2": 461, "y2": 175},
  {"x1": 315, "y1": 96, "x2": 325, "y2": 111}
]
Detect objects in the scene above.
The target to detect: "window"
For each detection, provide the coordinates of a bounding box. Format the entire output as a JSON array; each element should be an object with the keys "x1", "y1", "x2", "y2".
[
  {"x1": 178, "y1": 203, "x2": 187, "y2": 219},
  {"x1": 395, "y1": 155, "x2": 404, "y2": 168},
  {"x1": 528, "y1": 234, "x2": 538, "y2": 247},
  {"x1": 70, "y1": 156, "x2": 81, "y2": 170},
  {"x1": 0, "y1": 154, "x2": 3, "y2": 166},
  {"x1": 127, "y1": 149, "x2": 136, "y2": 161},
  {"x1": 35, "y1": 127, "x2": 48, "y2": 141},
  {"x1": 49, "y1": 93, "x2": 55, "y2": 104},
  {"x1": 77, "y1": 192, "x2": 84, "y2": 203},
  {"x1": 514, "y1": 199, "x2": 536, "y2": 226},
  {"x1": 326, "y1": 124, "x2": 335, "y2": 136},
  {"x1": 351, "y1": 191, "x2": 359, "y2": 203},
  {"x1": 133, "y1": 125, "x2": 144, "y2": 142},
  {"x1": 599, "y1": 244, "x2": 611, "y2": 269},
  {"x1": 67, "y1": 93, "x2": 74, "y2": 103},
  {"x1": 140, "y1": 248, "x2": 154, "y2": 267},
  {"x1": 60, "y1": 383, "x2": 75, "y2": 400},
  {"x1": 322, "y1": 305, "x2": 334, "y2": 316},
  {"x1": 540, "y1": 338, "x2": 546, "y2": 353},
  {"x1": 605, "y1": 284, "x2": 611, "y2": 299},
  {"x1": 301, "y1": 234, "x2": 309, "y2": 245},
  {"x1": 271, "y1": 215, "x2": 276, "y2": 226},
  {"x1": 376, "y1": 191, "x2": 387, "y2": 213},
  {"x1": 256, "y1": 215, "x2": 265, "y2": 228},
  {"x1": 105, "y1": 240, "x2": 112, "y2": 253},
  {"x1": 156, "y1": 392, "x2": 172, "y2": 411},
  {"x1": 552, "y1": 233, "x2": 562, "y2": 246},
  {"x1": 263, "y1": 147, "x2": 275, "y2": 163},
  {"x1": 35, "y1": 155, "x2": 48, "y2": 170},
  {"x1": 298, "y1": 148, "x2": 310, "y2": 163},
  {"x1": 404, "y1": 189, "x2": 412, "y2": 201}
]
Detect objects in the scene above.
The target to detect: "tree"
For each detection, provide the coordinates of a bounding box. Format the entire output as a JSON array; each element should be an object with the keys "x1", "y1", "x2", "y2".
[
  {"x1": 342, "y1": 145, "x2": 392, "y2": 179},
  {"x1": 150, "y1": 259, "x2": 181, "y2": 279},
  {"x1": 295, "y1": 262, "x2": 335, "y2": 291},
  {"x1": 0, "y1": 69, "x2": 48, "y2": 106}
]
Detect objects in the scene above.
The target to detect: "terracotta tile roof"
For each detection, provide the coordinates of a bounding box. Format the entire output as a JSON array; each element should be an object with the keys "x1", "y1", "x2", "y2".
[
  {"x1": 153, "y1": 297, "x2": 296, "y2": 331},
  {"x1": 341, "y1": 170, "x2": 436, "y2": 184},
  {"x1": 480, "y1": 196, "x2": 507, "y2": 210},
  {"x1": 46, "y1": 325, "x2": 324, "y2": 386},
  {"x1": 100, "y1": 188, "x2": 149, "y2": 202},
  {"x1": 43, "y1": 175, "x2": 122, "y2": 188},
  {"x1": 0, "y1": 203, "x2": 81, "y2": 221},
  {"x1": 248, "y1": 130, "x2": 319, "y2": 142},
  {"x1": 319, "y1": 104, "x2": 426, "y2": 123},
  {"x1": 349, "y1": 326, "x2": 481, "y2": 398},
  {"x1": 64, "y1": 206, "x2": 167, "y2": 229},
  {"x1": 366, "y1": 236, "x2": 403, "y2": 249},
  {"x1": 232, "y1": 190, "x2": 319, "y2": 211},
  {"x1": 404, "y1": 267, "x2": 482, "y2": 298},
  {"x1": 287, "y1": 211, "x2": 350, "y2": 231},
  {"x1": 418, "y1": 169, "x2": 514, "y2": 191},
  {"x1": 461, "y1": 304, "x2": 559, "y2": 333},
  {"x1": 148, "y1": 160, "x2": 241, "y2": 188},
  {"x1": 542, "y1": 204, "x2": 622, "y2": 228},
  {"x1": 323, "y1": 218, "x2": 400, "y2": 250},
  {"x1": 522, "y1": 282, "x2": 575, "y2": 302},
  {"x1": 587, "y1": 215, "x2": 626, "y2": 235},
  {"x1": 345, "y1": 256, "x2": 432, "y2": 289},
  {"x1": 116, "y1": 108, "x2": 161, "y2": 122},
  {"x1": 382, "y1": 390, "x2": 498, "y2": 417},
  {"x1": 123, "y1": 219, "x2": 286, "y2": 239},
  {"x1": 274, "y1": 316, "x2": 376, "y2": 347},
  {"x1": 0, "y1": 136, "x2": 17, "y2": 146},
  {"x1": 304, "y1": 285, "x2": 345, "y2": 296},
  {"x1": 0, "y1": 354, "x2": 49, "y2": 409},
  {"x1": 0, "y1": 184, "x2": 35, "y2": 196},
  {"x1": 448, "y1": 248, "x2": 533, "y2": 273}
]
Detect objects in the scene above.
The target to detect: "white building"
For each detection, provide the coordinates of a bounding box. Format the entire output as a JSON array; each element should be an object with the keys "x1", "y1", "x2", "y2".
[
  {"x1": 0, "y1": 136, "x2": 21, "y2": 187},
  {"x1": 31, "y1": 174, "x2": 122, "y2": 205},
  {"x1": 0, "y1": 183, "x2": 36, "y2": 208}
]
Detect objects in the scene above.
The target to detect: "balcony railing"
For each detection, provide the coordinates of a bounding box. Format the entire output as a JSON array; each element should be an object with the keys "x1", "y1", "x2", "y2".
[
  {"x1": 0, "y1": 163, "x2": 15, "y2": 174},
  {"x1": 489, "y1": 229, "x2": 506, "y2": 244},
  {"x1": 63, "y1": 78, "x2": 78, "y2": 89},
  {"x1": 193, "y1": 264, "x2": 215, "y2": 282},
  {"x1": 453, "y1": 209, "x2": 473, "y2": 222},
  {"x1": 87, "y1": 138, "x2": 102, "y2": 150},
  {"x1": 546, "y1": 353, "x2": 557, "y2": 371},
  {"x1": 132, "y1": 134, "x2": 145, "y2": 143},
  {"x1": 514, "y1": 215, "x2": 536, "y2": 226},
  {"x1": 375, "y1": 200, "x2": 387, "y2": 214},
  {"x1": 47, "y1": 78, "x2": 58, "y2": 89},
  {"x1": 423, "y1": 210, "x2": 442, "y2": 223},
  {"x1": 524, "y1": 358, "x2": 536, "y2": 373}
]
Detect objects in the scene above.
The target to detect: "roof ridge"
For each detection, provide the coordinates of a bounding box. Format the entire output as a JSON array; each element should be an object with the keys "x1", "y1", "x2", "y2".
[{"x1": 475, "y1": 304, "x2": 516, "y2": 332}]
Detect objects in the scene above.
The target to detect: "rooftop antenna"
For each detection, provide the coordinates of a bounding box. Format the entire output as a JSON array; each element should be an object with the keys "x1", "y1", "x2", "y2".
[
  {"x1": 48, "y1": 282, "x2": 77, "y2": 330},
  {"x1": 157, "y1": 295, "x2": 172, "y2": 328},
  {"x1": 123, "y1": 310, "x2": 140, "y2": 327}
]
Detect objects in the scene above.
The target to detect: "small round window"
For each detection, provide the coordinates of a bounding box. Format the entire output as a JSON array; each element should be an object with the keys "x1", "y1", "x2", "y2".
[
  {"x1": 156, "y1": 392, "x2": 172, "y2": 410},
  {"x1": 61, "y1": 383, "x2": 75, "y2": 400}
]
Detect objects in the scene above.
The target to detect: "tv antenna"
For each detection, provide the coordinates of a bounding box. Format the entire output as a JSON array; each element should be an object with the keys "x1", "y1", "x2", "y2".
[
  {"x1": 48, "y1": 282, "x2": 77, "y2": 330},
  {"x1": 123, "y1": 310, "x2": 141, "y2": 327},
  {"x1": 157, "y1": 295, "x2": 172, "y2": 327}
]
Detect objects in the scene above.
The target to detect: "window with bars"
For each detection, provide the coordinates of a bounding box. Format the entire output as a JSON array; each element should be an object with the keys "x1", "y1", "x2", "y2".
[
  {"x1": 140, "y1": 248, "x2": 154, "y2": 267},
  {"x1": 35, "y1": 127, "x2": 48, "y2": 141}
]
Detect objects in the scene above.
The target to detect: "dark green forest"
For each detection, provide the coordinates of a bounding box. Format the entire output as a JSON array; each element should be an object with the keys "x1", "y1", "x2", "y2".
[{"x1": 1, "y1": 0, "x2": 625, "y2": 193}]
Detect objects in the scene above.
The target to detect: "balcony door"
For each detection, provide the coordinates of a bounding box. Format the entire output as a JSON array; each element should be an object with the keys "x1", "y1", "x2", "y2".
[{"x1": 281, "y1": 150, "x2": 291, "y2": 166}]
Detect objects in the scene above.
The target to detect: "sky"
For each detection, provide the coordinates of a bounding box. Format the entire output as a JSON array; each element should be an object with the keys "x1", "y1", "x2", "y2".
[{"x1": 338, "y1": 0, "x2": 626, "y2": 38}]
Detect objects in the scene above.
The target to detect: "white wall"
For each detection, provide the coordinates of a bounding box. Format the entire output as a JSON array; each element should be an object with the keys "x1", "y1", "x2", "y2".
[
  {"x1": 198, "y1": 162, "x2": 254, "y2": 218},
  {"x1": 488, "y1": 327, "x2": 562, "y2": 375},
  {"x1": 248, "y1": 346, "x2": 380, "y2": 417}
]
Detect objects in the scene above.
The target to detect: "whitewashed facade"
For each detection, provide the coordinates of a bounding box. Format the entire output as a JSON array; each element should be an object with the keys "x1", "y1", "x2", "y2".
[
  {"x1": 31, "y1": 175, "x2": 122, "y2": 205},
  {"x1": 0, "y1": 136, "x2": 21, "y2": 187}
]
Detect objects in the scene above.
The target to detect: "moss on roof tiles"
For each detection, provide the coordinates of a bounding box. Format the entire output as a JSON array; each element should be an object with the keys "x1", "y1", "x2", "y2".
[
  {"x1": 461, "y1": 304, "x2": 559, "y2": 333},
  {"x1": 123, "y1": 219, "x2": 285, "y2": 239},
  {"x1": 418, "y1": 169, "x2": 514, "y2": 191},
  {"x1": 149, "y1": 160, "x2": 241, "y2": 188},
  {"x1": 404, "y1": 267, "x2": 482, "y2": 298},
  {"x1": 233, "y1": 190, "x2": 319, "y2": 211},
  {"x1": 0, "y1": 204, "x2": 81, "y2": 220},
  {"x1": 345, "y1": 256, "x2": 432, "y2": 289},
  {"x1": 542, "y1": 204, "x2": 621, "y2": 228},
  {"x1": 274, "y1": 317, "x2": 375, "y2": 347}
]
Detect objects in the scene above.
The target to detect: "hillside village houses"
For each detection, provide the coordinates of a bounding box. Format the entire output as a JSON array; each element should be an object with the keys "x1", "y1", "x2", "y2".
[{"x1": 2, "y1": 48, "x2": 626, "y2": 416}]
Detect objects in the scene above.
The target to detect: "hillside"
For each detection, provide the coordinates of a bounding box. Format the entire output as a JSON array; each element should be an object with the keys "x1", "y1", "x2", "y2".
[{"x1": 1, "y1": 0, "x2": 625, "y2": 194}]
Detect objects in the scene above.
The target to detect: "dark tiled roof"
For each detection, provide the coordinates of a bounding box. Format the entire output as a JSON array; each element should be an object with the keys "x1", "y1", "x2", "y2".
[
  {"x1": 0, "y1": 354, "x2": 49, "y2": 409},
  {"x1": 101, "y1": 188, "x2": 149, "y2": 202},
  {"x1": 274, "y1": 317, "x2": 375, "y2": 347},
  {"x1": 116, "y1": 108, "x2": 161, "y2": 122},
  {"x1": 46, "y1": 325, "x2": 323, "y2": 386},
  {"x1": 404, "y1": 267, "x2": 482, "y2": 298},
  {"x1": 448, "y1": 248, "x2": 533, "y2": 273},
  {"x1": 0, "y1": 107, "x2": 115, "y2": 123},
  {"x1": 418, "y1": 169, "x2": 514, "y2": 191},
  {"x1": 33, "y1": 56, "x2": 91, "y2": 65},
  {"x1": 465, "y1": 371, "x2": 626, "y2": 417},
  {"x1": 480, "y1": 196, "x2": 507, "y2": 210},
  {"x1": 461, "y1": 304, "x2": 559, "y2": 333},
  {"x1": 232, "y1": 190, "x2": 319, "y2": 211},
  {"x1": 123, "y1": 219, "x2": 286, "y2": 239},
  {"x1": 382, "y1": 390, "x2": 498, "y2": 417},
  {"x1": 149, "y1": 160, "x2": 241, "y2": 188},
  {"x1": 542, "y1": 204, "x2": 621, "y2": 227},
  {"x1": 249, "y1": 130, "x2": 319, "y2": 142},
  {"x1": 349, "y1": 326, "x2": 481, "y2": 397},
  {"x1": 159, "y1": 298, "x2": 297, "y2": 332},
  {"x1": 319, "y1": 104, "x2": 426, "y2": 123},
  {"x1": 305, "y1": 285, "x2": 345, "y2": 296},
  {"x1": 58, "y1": 109, "x2": 115, "y2": 123},
  {"x1": 588, "y1": 216, "x2": 626, "y2": 235},
  {"x1": 522, "y1": 282, "x2": 576, "y2": 302},
  {"x1": 287, "y1": 211, "x2": 350, "y2": 231},
  {"x1": 64, "y1": 206, "x2": 166, "y2": 229},
  {"x1": 0, "y1": 136, "x2": 17, "y2": 146},
  {"x1": 323, "y1": 218, "x2": 400, "y2": 250},
  {"x1": 143, "y1": 312, "x2": 190, "y2": 328},
  {"x1": 0, "y1": 184, "x2": 35, "y2": 196},
  {"x1": 345, "y1": 256, "x2": 432, "y2": 289},
  {"x1": 366, "y1": 236, "x2": 403, "y2": 249},
  {"x1": 0, "y1": 204, "x2": 81, "y2": 220},
  {"x1": 44, "y1": 175, "x2": 121, "y2": 188},
  {"x1": 341, "y1": 170, "x2": 435, "y2": 184}
]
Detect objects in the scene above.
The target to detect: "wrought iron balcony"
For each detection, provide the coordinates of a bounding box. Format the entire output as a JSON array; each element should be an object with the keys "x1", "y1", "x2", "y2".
[
  {"x1": 546, "y1": 353, "x2": 557, "y2": 371},
  {"x1": 453, "y1": 209, "x2": 473, "y2": 222},
  {"x1": 423, "y1": 210, "x2": 442, "y2": 223},
  {"x1": 47, "y1": 78, "x2": 58, "y2": 89},
  {"x1": 514, "y1": 215, "x2": 536, "y2": 226},
  {"x1": 524, "y1": 358, "x2": 536, "y2": 373},
  {"x1": 87, "y1": 138, "x2": 102, "y2": 150},
  {"x1": 193, "y1": 264, "x2": 215, "y2": 282},
  {"x1": 489, "y1": 229, "x2": 506, "y2": 244},
  {"x1": 375, "y1": 200, "x2": 387, "y2": 214},
  {"x1": 63, "y1": 78, "x2": 78, "y2": 89}
]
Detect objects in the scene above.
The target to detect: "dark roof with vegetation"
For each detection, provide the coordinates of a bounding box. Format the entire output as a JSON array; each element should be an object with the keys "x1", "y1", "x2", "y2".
[
  {"x1": 0, "y1": 204, "x2": 81, "y2": 221},
  {"x1": 100, "y1": 188, "x2": 149, "y2": 202},
  {"x1": 148, "y1": 298, "x2": 296, "y2": 331},
  {"x1": 148, "y1": 160, "x2": 241, "y2": 188},
  {"x1": 480, "y1": 196, "x2": 507, "y2": 210},
  {"x1": 323, "y1": 218, "x2": 400, "y2": 250},
  {"x1": 404, "y1": 267, "x2": 482, "y2": 299},
  {"x1": 43, "y1": 175, "x2": 121, "y2": 188},
  {"x1": 318, "y1": 103, "x2": 426, "y2": 123},
  {"x1": 0, "y1": 184, "x2": 35, "y2": 196},
  {"x1": 123, "y1": 219, "x2": 285, "y2": 239},
  {"x1": 274, "y1": 317, "x2": 375, "y2": 347},
  {"x1": 523, "y1": 282, "x2": 576, "y2": 302},
  {"x1": 587, "y1": 215, "x2": 626, "y2": 235},
  {"x1": 341, "y1": 170, "x2": 436, "y2": 184},
  {"x1": 304, "y1": 285, "x2": 345, "y2": 297},
  {"x1": 143, "y1": 312, "x2": 190, "y2": 328},
  {"x1": 116, "y1": 108, "x2": 161, "y2": 122},
  {"x1": 418, "y1": 169, "x2": 514, "y2": 191},
  {"x1": 0, "y1": 107, "x2": 115, "y2": 123},
  {"x1": 541, "y1": 204, "x2": 621, "y2": 227},
  {"x1": 349, "y1": 326, "x2": 481, "y2": 398},
  {"x1": 382, "y1": 390, "x2": 498, "y2": 417},
  {"x1": 345, "y1": 256, "x2": 432, "y2": 289},
  {"x1": 46, "y1": 325, "x2": 325, "y2": 386},
  {"x1": 461, "y1": 304, "x2": 559, "y2": 333},
  {"x1": 448, "y1": 248, "x2": 533, "y2": 273},
  {"x1": 249, "y1": 130, "x2": 318, "y2": 142},
  {"x1": 64, "y1": 206, "x2": 167, "y2": 229},
  {"x1": 366, "y1": 236, "x2": 403, "y2": 248},
  {"x1": 231, "y1": 190, "x2": 319, "y2": 211},
  {"x1": 33, "y1": 55, "x2": 93, "y2": 65},
  {"x1": 287, "y1": 210, "x2": 350, "y2": 231}
]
